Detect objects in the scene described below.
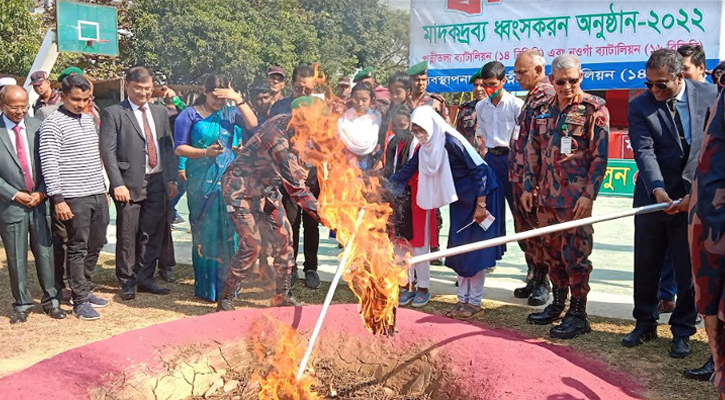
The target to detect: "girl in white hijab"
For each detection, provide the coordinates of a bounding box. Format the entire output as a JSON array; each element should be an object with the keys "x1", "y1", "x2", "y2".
[
  {"x1": 337, "y1": 82, "x2": 382, "y2": 172},
  {"x1": 389, "y1": 106, "x2": 505, "y2": 320}
]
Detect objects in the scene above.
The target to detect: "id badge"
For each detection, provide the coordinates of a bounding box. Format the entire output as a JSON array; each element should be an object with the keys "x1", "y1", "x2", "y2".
[{"x1": 561, "y1": 136, "x2": 573, "y2": 155}]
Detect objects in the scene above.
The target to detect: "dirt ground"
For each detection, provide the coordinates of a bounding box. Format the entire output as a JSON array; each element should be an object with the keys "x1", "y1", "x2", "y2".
[{"x1": 0, "y1": 247, "x2": 718, "y2": 400}]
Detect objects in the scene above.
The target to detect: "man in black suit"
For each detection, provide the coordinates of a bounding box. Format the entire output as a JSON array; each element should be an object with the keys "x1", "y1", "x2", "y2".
[
  {"x1": 100, "y1": 66, "x2": 178, "y2": 300},
  {"x1": 0, "y1": 85, "x2": 64, "y2": 323},
  {"x1": 624, "y1": 49, "x2": 718, "y2": 358}
]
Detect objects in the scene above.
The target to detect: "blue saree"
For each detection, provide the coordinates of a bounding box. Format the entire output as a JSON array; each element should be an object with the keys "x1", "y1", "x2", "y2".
[{"x1": 174, "y1": 106, "x2": 247, "y2": 301}]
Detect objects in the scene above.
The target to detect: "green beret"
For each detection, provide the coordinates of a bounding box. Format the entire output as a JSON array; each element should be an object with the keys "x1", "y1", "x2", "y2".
[
  {"x1": 353, "y1": 67, "x2": 375, "y2": 83},
  {"x1": 468, "y1": 69, "x2": 481, "y2": 84},
  {"x1": 407, "y1": 61, "x2": 428, "y2": 76},
  {"x1": 57, "y1": 66, "x2": 84, "y2": 83}
]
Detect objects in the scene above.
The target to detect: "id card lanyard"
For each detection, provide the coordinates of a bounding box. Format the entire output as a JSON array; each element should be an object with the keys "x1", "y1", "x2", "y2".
[{"x1": 556, "y1": 97, "x2": 578, "y2": 155}]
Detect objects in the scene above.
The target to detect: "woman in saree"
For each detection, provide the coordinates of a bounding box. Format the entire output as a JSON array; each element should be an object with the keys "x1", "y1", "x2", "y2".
[{"x1": 174, "y1": 74, "x2": 257, "y2": 301}]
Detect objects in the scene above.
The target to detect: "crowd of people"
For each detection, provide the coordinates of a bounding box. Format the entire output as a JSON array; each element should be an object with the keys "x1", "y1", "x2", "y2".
[{"x1": 0, "y1": 42, "x2": 724, "y2": 396}]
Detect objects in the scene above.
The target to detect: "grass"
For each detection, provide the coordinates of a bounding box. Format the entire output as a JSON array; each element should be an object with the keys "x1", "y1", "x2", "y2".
[{"x1": 0, "y1": 249, "x2": 718, "y2": 400}]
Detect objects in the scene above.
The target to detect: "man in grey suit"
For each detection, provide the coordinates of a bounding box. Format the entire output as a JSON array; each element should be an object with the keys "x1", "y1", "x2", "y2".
[
  {"x1": 0, "y1": 86, "x2": 64, "y2": 323},
  {"x1": 100, "y1": 66, "x2": 178, "y2": 300}
]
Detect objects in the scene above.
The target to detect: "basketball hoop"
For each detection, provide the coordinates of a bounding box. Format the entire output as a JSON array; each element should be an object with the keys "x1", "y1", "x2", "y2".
[{"x1": 86, "y1": 39, "x2": 110, "y2": 46}]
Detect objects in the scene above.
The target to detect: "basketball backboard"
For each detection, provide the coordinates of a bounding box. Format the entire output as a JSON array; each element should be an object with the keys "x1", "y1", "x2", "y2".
[{"x1": 56, "y1": 0, "x2": 118, "y2": 56}]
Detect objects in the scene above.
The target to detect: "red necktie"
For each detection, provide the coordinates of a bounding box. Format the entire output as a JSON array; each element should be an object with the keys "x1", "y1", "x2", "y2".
[
  {"x1": 12, "y1": 125, "x2": 33, "y2": 192},
  {"x1": 139, "y1": 105, "x2": 158, "y2": 169}
]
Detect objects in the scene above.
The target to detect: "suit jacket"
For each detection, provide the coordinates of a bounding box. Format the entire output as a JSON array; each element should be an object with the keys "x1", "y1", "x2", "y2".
[
  {"x1": 628, "y1": 80, "x2": 718, "y2": 207},
  {"x1": 100, "y1": 99, "x2": 176, "y2": 202},
  {"x1": 0, "y1": 116, "x2": 47, "y2": 224}
]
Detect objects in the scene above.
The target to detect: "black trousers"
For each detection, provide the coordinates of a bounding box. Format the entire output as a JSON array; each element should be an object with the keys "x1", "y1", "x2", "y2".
[
  {"x1": 282, "y1": 176, "x2": 320, "y2": 272},
  {"x1": 633, "y1": 211, "x2": 696, "y2": 338},
  {"x1": 158, "y1": 197, "x2": 175, "y2": 269},
  {"x1": 114, "y1": 174, "x2": 167, "y2": 289},
  {"x1": 63, "y1": 194, "x2": 109, "y2": 303},
  {"x1": 50, "y1": 205, "x2": 69, "y2": 292}
]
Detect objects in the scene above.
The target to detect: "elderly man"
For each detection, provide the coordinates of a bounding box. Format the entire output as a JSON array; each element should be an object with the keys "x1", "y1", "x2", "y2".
[
  {"x1": 521, "y1": 54, "x2": 609, "y2": 340},
  {"x1": 0, "y1": 85, "x2": 63, "y2": 323},
  {"x1": 29, "y1": 71, "x2": 61, "y2": 114},
  {"x1": 511, "y1": 50, "x2": 556, "y2": 306},
  {"x1": 624, "y1": 49, "x2": 717, "y2": 358}
]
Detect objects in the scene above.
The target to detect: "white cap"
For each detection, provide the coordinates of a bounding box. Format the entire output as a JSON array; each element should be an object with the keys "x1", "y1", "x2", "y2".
[{"x1": 0, "y1": 77, "x2": 17, "y2": 87}]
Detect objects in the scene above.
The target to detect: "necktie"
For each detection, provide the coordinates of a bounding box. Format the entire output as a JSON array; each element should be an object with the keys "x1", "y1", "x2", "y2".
[
  {"x1": 139, "y1": 105, "x2": 158, "y2": 169},
  {"x1": 668, "y1": 98, "x2": 690, "y2": 155},
  {"x1": 12, "y1": 125, "x2": 33, "y2": 192}
]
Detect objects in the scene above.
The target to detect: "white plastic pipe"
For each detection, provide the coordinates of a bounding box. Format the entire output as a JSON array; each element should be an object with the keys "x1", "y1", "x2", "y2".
[
  {"x1": 296, "y1": 208, "x2": 366, "y2": 382},
  {"x1": 408, "y1": 201, "x2": 680, "y2": 266}
]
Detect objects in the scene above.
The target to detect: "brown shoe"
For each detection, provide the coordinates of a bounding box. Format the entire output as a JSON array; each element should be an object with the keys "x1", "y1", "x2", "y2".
[{"x1": 657, "y1": 300, "x2": 676, "y2": 314}]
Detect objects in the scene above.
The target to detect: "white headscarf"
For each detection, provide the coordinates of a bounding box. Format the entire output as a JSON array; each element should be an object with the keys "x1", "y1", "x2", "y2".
[
  {"x1": 337, "y1": 108, "x2": 381, "y2": 156},
  {"x1": 411, "y1": 106, "x2": 485, "y2": 210}
]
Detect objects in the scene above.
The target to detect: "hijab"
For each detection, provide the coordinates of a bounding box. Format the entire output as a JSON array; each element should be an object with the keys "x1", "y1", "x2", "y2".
[{"x1": 337, "y1": 108, "x2": 381, "y2": 156}]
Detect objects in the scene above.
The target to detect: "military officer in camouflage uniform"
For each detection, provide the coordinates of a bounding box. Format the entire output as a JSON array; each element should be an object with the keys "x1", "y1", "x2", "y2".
[
  {"x1": 218, "y1": 98, "x2": 320, "y2": 311},
  {"x1": 511, "y1": 50, "x2": 556, "y2": 306},
  {"x1": 454, "y1": 69, "x2": 486, "y2": 157},
  {"x1": 690, "y1": 90, "x2": 725, "y2": 395},
  {"x1": 521, "y1": 54, "x2": 609, "y2": 339}
]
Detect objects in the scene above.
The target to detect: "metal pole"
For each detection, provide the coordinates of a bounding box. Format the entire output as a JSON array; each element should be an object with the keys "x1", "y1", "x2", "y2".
[
  {"x1": 24, "y1": 29, "x2": 59, "y2": 117},
  {"x1": 296, "y1": 208, "x2": 366, "y2": 381},
  {"x1": 408, "y1": 201, "x2": 680, "y2": 266}
]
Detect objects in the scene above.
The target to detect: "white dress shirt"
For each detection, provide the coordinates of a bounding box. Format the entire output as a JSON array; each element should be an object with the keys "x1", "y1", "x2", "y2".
[
  {"x1": 129, "y1": 101, "x2": 162, "y2": 174},
  {"x1": 3, "y1": 114, "x2": 33, "y2": 181},
  {"x1": 475, "y1": 91, "x2": 524, "y2": 149}
]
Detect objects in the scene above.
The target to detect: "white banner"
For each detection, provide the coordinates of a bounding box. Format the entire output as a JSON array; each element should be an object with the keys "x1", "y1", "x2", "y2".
[{"x1": 410, "y1": 0, "x2": 725, "y2": 92}]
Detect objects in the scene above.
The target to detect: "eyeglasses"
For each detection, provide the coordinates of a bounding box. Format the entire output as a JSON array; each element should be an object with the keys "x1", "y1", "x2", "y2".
[
  {"x1": 644, "y1": 81, "x2": 670, "y2": 89},
  {"x1": 553, "y1": 77, "x2": 580, "y2": 86}
]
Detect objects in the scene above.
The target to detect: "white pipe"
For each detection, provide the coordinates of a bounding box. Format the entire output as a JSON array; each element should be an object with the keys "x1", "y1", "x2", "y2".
[
  {"x1": 408, "y1": 201, "x2": 680, "y2": 266},
  {"x1": 296, "y1": 208, "x2": 366, "y2": 382}
]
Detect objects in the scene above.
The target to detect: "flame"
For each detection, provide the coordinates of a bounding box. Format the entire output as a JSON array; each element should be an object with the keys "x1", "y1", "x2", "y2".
[
  {"x1": 289, "y1": 66, "x2": 407, "y2": 335},
  {"x1": 251, "y1": 316, "x2": 321, "y2": 400}
]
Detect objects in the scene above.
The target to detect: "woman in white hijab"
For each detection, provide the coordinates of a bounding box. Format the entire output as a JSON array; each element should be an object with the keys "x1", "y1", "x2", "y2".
[
  {"x1": 389, "y1": 106, "x2": 504, "y2": 320},
  {"x1": 337, "y1": 82, "x2": 382, "y2": 172}
]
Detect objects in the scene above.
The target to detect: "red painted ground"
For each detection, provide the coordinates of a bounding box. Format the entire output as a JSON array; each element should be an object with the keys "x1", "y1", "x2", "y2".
[{"x1": 0, "y1": 305, "x2": 643, "y2": 400}]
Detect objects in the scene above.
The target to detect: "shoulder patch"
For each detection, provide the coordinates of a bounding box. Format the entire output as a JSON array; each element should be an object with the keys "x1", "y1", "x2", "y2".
[{"x1": 581, "y1": 93, "x2": 606, "y2": 109}]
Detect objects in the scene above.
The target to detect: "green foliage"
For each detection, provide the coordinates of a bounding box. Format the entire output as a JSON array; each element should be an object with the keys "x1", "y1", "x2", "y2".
[{"x1": 0, "y1": 0, "x2": 42, "y2": 76}]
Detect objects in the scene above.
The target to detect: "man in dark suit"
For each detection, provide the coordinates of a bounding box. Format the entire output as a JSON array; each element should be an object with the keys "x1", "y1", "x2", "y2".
[
  {"x1": 624, "y1": 49, "x2": 718, "y2": 358},
  {"x1": 0, "y1": 85, "x2": 64, "y2": 323},
  {"x1": 100, "y1": 66, "x2": 178, "y2": 300}
]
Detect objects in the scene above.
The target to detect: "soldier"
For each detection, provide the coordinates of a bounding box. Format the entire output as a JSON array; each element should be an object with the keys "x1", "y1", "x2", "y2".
[
  {"x1": 408, "y1": 61, "x2": 451, "y2": 123},
  {"x1": 511, "y1": 50, "x2": 556, "y2": 306},
  {"x1": 690, "y1": 89, "x2": 725, "y2": 399},
  {"x1": 218, "y1": 97, "x2": 320, "y2": 311},
  {"x1": 521, "y1": 54, "x2": 609, "y2": 339},
  {"x1": 454, "y1": 69, "x2": 486, "y2": 156}
]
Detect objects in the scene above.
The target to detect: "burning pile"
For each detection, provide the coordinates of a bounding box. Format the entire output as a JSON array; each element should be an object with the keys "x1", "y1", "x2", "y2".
[{"x1": 290, "y1": 69, "x2": 406, "y2": 335}]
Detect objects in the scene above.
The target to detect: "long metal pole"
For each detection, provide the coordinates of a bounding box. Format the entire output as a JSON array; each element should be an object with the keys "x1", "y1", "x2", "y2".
[
  {"x1": 408, "y1": 201, "x2": 680, "y2": 266},
  {"x1": 296, "y1": 208, "x2": 366, "y2": 381}
]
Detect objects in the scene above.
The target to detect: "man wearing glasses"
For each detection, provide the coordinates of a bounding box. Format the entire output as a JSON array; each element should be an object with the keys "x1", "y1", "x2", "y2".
[
  {"x1": 624, "y1": 49, "x2": 717, "y2": 359},
  {"x1": 520, "y1": 54, "x2": 609, "y2": 340}
]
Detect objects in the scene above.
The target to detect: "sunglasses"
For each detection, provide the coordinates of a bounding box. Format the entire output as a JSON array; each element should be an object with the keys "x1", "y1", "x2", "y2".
[
  {"x1": 553, "y1": 77, "x2": 580, "y2": 86},
  {"x1": 644, "y1": 81, "x2": 670, "y2": 89}
]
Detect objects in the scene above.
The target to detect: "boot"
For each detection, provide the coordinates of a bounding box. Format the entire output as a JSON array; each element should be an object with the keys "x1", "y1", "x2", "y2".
[
  {"x1": 550, "y1": 297, "x2": 591, "y2": 340},
  {"x1": 216, "y1": 288, "x2": 235, "y2": 312},
  {"x1": 513, "y1": 280, "x2": 535, "y2": 299},
  {"x1": 271, "y1": 272, "x2": 305, "y2": 307},
  {"x1": 528, "y1": 277, "x2": 551, "y2": 306},
  {"x1": 527, "y1": 287, "x2": 567, "y2": 325}
]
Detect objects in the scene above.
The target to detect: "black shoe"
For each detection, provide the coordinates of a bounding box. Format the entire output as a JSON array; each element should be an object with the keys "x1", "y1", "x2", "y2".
[
  {"x1": 550, "y1": 297, "x2": 591, "y2": 340},
  {"x1": 527, "y1": 287, "x2": 567, "y2": 325},
  {"x1": 44, "y1": 307, "x2": 67, "y2": 320},
  {"x1": 305, "y1": 270, "x2": 321, "y2": 289},
  {"x1": 138, "y1": 284, "x2": 170, "y2": 295},
  {"x1": 513, "y1": 280, "x2": 535, "y2": 299},
  {"x1": 159, "y1": 267, "x2": 177, "y2": 283},
  {"x1": 670, "y1": 337, "x2": 691, "y2": 359},
  {"x1": 290, "y1": 268, "x2": 299, "y2": 289},
  {"x1": 528, "y1": 280, "x2": 551, "y2": 306},
  {"x1": 684, "y1": 357, "x2": 715, "y2": 381},
  {"x1": 621, "y1": 326, "x2": 658, "y2": 348},
  {"x1": 696, "y1": 314, "x2": 704, "y2": 325},
  {"x1": 172, "y1": 214, "x2": 185, "y2": 225},
  {"x1": 9, "y1": 311, "x2": 28, "y2": 324},
  {"x1": 120, "y1": 285, "x2": 136, "y2": 300}
]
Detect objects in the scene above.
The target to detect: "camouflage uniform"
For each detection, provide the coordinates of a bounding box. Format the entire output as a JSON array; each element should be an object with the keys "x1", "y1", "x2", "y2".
[
  {"x1": 455, "y1": 99, "x2": 485, "y2": 157},
  {"x1": 411, "y1": 92, "x2": 451, "y2": 124},
  {"x1": 524, "y1": 92, "x2": 609, "y2": 299},
  {"x1": 221, "y1": 115, "x2": 318, "y2": 299},
  {"x1": 689, "y1": 91, "x2": 725, "y2": 392},
  {"x1": 510, "y1": 81, "x2": 556, "y2": 281}
]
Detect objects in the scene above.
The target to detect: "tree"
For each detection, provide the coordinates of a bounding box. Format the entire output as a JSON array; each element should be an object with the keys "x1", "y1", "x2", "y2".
[{"x1": 0, "y1": 0, "x2": 42, "y2": 76}]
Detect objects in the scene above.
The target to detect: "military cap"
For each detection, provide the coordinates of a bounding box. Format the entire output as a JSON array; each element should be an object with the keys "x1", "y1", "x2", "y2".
[
  {"x1": 468, "y1": 69, "x2": 482, "y2": 84},
  {"x1": 353, "y1": 67, "x2": 375, "y2": 83},
  {"x1": 407, "y1": 61, "x2": 428, "y2": 76},
  {"x1": 57, "y1": 66, "x2": 84, "y2": 84},
  {"x1": 337, "y1": 77, "x2": 352, "y2": 86}
]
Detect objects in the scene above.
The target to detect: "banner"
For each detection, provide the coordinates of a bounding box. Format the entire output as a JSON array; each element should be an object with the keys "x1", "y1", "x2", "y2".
[
  {"x1": 599, "y1": 159, "x2": 638, "y2": 198},
  {"x1": 410, "y1": 0, "x2": 725, "y2": 92}
]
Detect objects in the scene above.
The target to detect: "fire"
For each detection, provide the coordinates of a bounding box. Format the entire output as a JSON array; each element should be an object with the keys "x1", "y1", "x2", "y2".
[
  {"x1": 289, "y1": 66, "x2": 407, "y2": 335},
  {"x1": 251, "y1": 316, "x2": 321, "y2": 400}
]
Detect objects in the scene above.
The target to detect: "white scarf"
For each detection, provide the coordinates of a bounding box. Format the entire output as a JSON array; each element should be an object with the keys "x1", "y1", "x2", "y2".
[
  {"x1": 411, "y1": 106, "x2": 485, "y2": 210},
  {"x1": 337, "y1": 108, "x2": 381, "y2": 156}
]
